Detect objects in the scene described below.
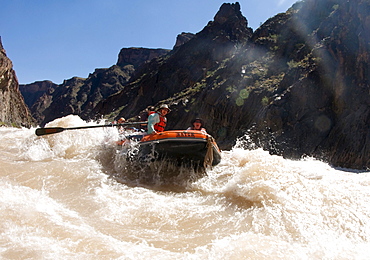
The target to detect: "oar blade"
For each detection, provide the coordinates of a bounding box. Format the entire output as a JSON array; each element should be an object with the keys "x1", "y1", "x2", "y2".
[{"x1": 35, "y1": 127, "x2": 65, "y2": 136}]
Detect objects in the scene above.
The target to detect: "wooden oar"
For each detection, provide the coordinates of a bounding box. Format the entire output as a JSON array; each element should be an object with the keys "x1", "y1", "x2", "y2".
[{"x1": 35, "y1": 121, "x2": 147, "y2": 136}]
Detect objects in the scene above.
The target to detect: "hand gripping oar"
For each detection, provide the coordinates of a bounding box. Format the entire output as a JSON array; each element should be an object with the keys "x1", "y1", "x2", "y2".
[{"x1": 35, "y1": 121, "x2": 148, "y2": 136}]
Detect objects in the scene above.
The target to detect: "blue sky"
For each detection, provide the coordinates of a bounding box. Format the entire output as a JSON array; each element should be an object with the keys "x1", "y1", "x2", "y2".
[{"x1": 0, "y1": 0, "x2": 298, "y2": 84}]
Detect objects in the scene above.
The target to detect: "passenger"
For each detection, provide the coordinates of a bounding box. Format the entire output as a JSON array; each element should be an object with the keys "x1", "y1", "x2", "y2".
[
  {"x1": 141, "y1": 106, "x2": 155, "y2": 121},
  {"x1": 139, "y1": 106, "x2": 155, "y2": 131},
  {"x1": 147, "y1": 104, "x2": 171, "y2": 134},
  {"x1": 116, "y1": 116, "x2": 143, "y2": 143},
  {"x1": 187, "y1": 118, "x2": 207, "y2": 133},
  {"x1": 117, "y1": 117, "x2": 126, "y2": 134},
  {"x1": 117, "y1": 117, "x2": 126, "y2": 124}
]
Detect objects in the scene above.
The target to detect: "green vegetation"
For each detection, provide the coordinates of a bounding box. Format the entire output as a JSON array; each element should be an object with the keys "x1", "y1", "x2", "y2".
[
  {"x1": 226, "y1": 85, "x2": 237, "y2": 93},
  {"x1": 206, "y1": 70, "x2": 216, "y2": 77},
  {"x1": 239, "y1": 88, "x2": 250, "y2": 99},
  {"x1": 261, "y1": 96, "x2": 269, "y2": 106},
  {"x1": 0, "y1": 121, "x2": 20, "y2": 128},
  {"x1": 158, "y1": 80, "x2": 208, "y2": 108},
  {"x1": 243, "y1": 63, "x2": 284, "y2": 92},
  {"x1": 287, "y1": 60, "x2": 300, "y2": 69},
  {"x1": 104, "y1": 105, "x2": 127, "y2": 121},
  {"x1": 236, "y1": 97, "x2": 244, "y2": 106},
  {"x1": 287, "y1": 53, "x2": 321, "y2": 72}
]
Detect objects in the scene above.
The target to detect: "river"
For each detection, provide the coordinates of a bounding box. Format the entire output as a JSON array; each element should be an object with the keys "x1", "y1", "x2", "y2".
[{"x1": 1, "y1": 115, "x2": 369, "y2": 259}]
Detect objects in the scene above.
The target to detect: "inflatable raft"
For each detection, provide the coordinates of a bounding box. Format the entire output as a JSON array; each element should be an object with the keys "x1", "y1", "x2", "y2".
[{"x1": 138, "y1": 130, "x2": 221, "y2": 167}]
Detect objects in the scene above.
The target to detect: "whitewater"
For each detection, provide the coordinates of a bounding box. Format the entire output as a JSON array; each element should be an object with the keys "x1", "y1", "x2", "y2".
[{"x1": 1, "y1": 115, "x2": 370, "y2": 259}]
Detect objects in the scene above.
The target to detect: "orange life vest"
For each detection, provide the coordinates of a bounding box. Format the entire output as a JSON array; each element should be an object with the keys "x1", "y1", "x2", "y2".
[{"x1": 154, "y1": 113, "x2": 167, "y2": 132}]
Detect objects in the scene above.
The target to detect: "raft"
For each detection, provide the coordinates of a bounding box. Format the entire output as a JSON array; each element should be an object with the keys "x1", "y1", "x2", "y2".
[{"x1": 138, "y1": 130, "x2": 221, "y2": 167}]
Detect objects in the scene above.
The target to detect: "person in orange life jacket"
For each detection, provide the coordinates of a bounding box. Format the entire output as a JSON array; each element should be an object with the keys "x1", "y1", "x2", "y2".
[
  {"x1": 187, "y1": 118, "x2": 207, "y2": 133},
  {"x1": 147, "y1": 104, "x2": 170, "y2": 134}
]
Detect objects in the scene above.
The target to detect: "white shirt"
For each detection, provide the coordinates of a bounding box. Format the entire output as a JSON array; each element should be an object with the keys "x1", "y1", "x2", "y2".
[{"x1": 147, "y1": 113, "x2": 160, "y2": 134}]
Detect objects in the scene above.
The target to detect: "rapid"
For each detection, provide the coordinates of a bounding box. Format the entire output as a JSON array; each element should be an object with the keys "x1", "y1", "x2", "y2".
[{"x1": 1, "y1": 115, "x2": 370, "y2": 259}]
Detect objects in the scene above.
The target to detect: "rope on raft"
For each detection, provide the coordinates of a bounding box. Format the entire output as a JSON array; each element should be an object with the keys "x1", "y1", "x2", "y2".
[{"x1": 203, "y1": 135, "x2": 214, "y2": 168}]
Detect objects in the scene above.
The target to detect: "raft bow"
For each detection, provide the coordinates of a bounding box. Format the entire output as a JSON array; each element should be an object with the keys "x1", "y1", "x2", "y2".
[{"x1": 138, "y1": 130, "x2": 221, "y2": 167}]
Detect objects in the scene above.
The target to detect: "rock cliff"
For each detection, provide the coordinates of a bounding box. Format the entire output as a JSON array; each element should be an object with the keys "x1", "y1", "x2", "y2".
[
  {"x1": 173, "y1": 32, "x2": 194, "y2": 48},
  {"x1": 19, "y1": 80, "x2": 58, "y2": 110},
  {"x1": 248, "y1": 0, "x2": 370, "y2": 169},
  {"x1": 92, "y1": 2, "x2": 253, "y2": 126},
  {"x1": 91, "y1": 0, "x2": 370, "y2": 169},
  {"x1": 0, "y1": 38, "x2": 34, "y2": 127},
  {"x1": 20, "y1": 0, "x2": 370, "y2": 169},
  {"x1": 117, "y1": 47, "x2": 170, "y2": 67},
  {"x1": 21, "y1": 47, "x2": 170, "y2": 125}
]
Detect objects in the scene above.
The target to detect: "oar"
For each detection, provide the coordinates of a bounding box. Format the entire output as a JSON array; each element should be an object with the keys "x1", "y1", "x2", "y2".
[{"x1": 35, "y1": 121, "x2": 148, "y2": 136}]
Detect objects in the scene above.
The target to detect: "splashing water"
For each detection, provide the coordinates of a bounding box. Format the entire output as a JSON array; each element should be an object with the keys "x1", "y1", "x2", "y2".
[{"x1": 1, "y1": 115, "x2": 370, "y2": 259}]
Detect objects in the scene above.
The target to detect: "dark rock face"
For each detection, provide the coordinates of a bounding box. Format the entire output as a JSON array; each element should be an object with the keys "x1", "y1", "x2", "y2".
[
  {"x1": 0, "y1": 38, "x2": 34, "y2": 127},
  {"x1": 91, "y1": 0, "x2": 370, "y2": 169},
  {"x1": 174, "y1": 32, "x2": 195, "y2": 48},
  {"x1": 116, "y1": 47, "x2": 170, "y2": 67},
  {"x1": 92, "y1": 2, "x2": 253, "y2": 127},
  {"x1": 250, "y1": 0, "x2": 370, "y2": 169},
  {"x1": 19, "y1": 80, "x2": 58, "y2": 109},
  {"x1": 19, "y1": 0, "x2": 370, "y2": 169},
  {"x1": 21, "y1": 47, "x2": 170, "y2": 126}
]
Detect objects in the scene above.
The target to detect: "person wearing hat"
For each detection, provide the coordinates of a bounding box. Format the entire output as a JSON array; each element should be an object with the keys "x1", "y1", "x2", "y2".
[
  {"x1": 115, "y1": 117, "x2": 126, "y2": 134},
  {"x1": 117, "y1": 117, "x2": 126, "y2": 124},
  {"x1": 187, "y1": 118, "x2": 207, "y2": 133},
  {"x1": 138, "y1": 106, "x2": 155, "y2": 131},
  {"x1": 147, "y1": 104, "x2": 171, "y2": 134}
]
